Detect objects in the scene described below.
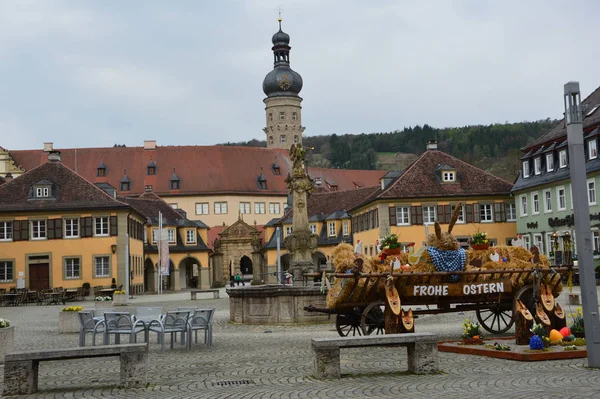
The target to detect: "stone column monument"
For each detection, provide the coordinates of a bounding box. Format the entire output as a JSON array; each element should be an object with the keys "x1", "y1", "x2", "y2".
[{"x1": 284, "y1": 144, "x2": 318, "y2": 286}]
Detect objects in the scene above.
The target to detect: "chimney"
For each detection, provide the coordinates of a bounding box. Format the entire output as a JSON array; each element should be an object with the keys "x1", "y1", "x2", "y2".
[
  {"x1": 144, "y1": 185, "x2": 153, "y2": 192},
  {"x1": 426, "y1": 140, "x2": 438, "y2": 150},
  {"x1": 143, "y1": 140, "x2": 156, "y2": 150},
  {"x1": 43, "y1": 142, "x2": 54, "y2": 152},
  {"x1": 48, "y1": 151, "x2": 61, "y2": 162}
]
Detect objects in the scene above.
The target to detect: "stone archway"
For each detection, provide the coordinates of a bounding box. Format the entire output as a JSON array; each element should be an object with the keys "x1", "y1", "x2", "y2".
[
  {"x1": 215, "y1": 218, "x2": 263, "y2": 285},
  {"x1": 240, "y1": 255, "x2": 253, "y2": 276},
  {"x1": 144, "y1": 258, "x2": 155, "y2": 292},
  {"x1": 312, "y1": 250, "x2": 327, "y2": 270},
  {"x1": 179, "y1": 257, "x2": 201, "y2": 289}
]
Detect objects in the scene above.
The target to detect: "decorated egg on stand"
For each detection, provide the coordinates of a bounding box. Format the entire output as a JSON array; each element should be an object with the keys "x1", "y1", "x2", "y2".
[
  {"x1": 529, "y1": 335, "x2": 544, "y2": 350},
  {"x1": 559, "y1": 327, "x2": 571, "y2": 337}
]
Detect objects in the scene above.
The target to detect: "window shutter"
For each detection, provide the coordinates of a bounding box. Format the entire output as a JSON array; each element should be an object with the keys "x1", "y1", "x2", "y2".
[
  {"x1": 465, "y1": 205, "x2": 473, "y2": 223},
  {"x1": 54, "y1": 218, "x2": 62, "y2": 239},
  {"x1": 82, "y1": 217, "x2": 93, "y2": 238},
  {"x1": 363, "y1": 214, "x2": 369, "y2": 230},
  {"x1": 494, "y1": 203, "x2": 506, "y2": 222},
  {"x1": 389, "y1": 206, "x2": 396, "y2": 227},
  {"x1": 473, "y1": 203, "x2": 481, "y2": 223},
  {"x1": 12, "y1": 220, "x2": 21, "y2": 241},
  {"x1": 437, "y1": 205, "x2": 446, "y2": 223},
  {"x1": 411, "y1": 206, "x2": 423, "y2": 225},
  {"x1": 375, "y1": 208, "x2": 379, "y2": 227},
  {"x1": 47, "y1": 219, "x2": 55, "y2": 239},
  {"x1": 20, "y1": 220, "x2": 29, "y2": 240},
  {"x1": 110, "y1": 216, "x2": 118, "y2": 236}
]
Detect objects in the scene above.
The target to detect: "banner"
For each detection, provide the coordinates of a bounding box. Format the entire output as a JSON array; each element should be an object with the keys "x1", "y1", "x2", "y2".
[{"x1": 160, "y1": 229, "x2": 170, "y2": 275}]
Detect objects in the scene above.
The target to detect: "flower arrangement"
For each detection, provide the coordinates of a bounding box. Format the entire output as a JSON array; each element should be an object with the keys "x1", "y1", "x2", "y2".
[
  {"x1": 61, "y1": 306, "x2": 83, "y2": 312},
  {"x1": 380, "y1": 234, "x2": 400, "y2": 250},
  {"x1": 461, "y1": 318, "x2": 483, "y2": 339},
  {"x1": 113, "y1": 290, "x2": 126, "y2": 295},
  {"x1": 95, "y1": 296, "x2": 112, "y2": 302},
  {"x1": 0, "y1": 318, "x2": 10, "y2": 328},
  {"x1": 470, "y1": 231, "x2": 489, "y2": 245},
  {"x1": 569, "y1": 307, "x2": 584, "y2": 335},
  {"x1": 530, "y1": 322, "x2": 547, "y2": 337}
]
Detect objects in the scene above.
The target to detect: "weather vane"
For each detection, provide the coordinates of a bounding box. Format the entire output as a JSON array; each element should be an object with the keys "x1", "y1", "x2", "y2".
[{"x1": 278, "y1": 5, "x2": 283, "y2": 23}]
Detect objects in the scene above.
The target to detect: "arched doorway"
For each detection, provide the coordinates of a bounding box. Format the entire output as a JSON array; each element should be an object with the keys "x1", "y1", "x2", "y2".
[
  {"x1": 163, "y1": 260, "x2": 174, "y2": 291},
  {"x1": 144, "y1": 258, "x2": 155, "y2": 293},
  {"x1": 179, "y1": 257, "x2": 201, "y2": 289},
  {"x1": 312, "y1": 251, "x2": 327, "y2": 270},
  {"x1": 240, "y1": 255, "x2": 252, "y2": 278}
]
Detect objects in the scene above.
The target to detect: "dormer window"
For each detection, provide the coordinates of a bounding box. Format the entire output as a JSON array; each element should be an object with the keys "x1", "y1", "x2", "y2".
[
  {"x1": 257, "y1": 169, "x2": 267, "y2": 189},
  {"x1": 271, "y1": 160, "x2": 281, "y2": 175},
  {"x1": 36, "y1": 187, "x2": 50, "y2": 198},
  {"x1": 534, "y1": 157, "x2": 541, "y2": 175},
  {"x1": 31, "y1": 180, "x2": 54, "y2": 199},
  {"x1": 442, "y1": 171, "x2": 456, "y2": 182},
  {"x1": 559, "y1": 150, "x2": 567, "y2": 168},
  {"x1": 589, "y1": 139, "x2": 597, "y2": 160},
  {"x1": 147, "y1": 160, "x2": 156, "y2": 175},
  {"x1": 170, "y1": 170, "x2": 180, "y2": 190},
  {"x1": 120, "y1": 171, "x2": 130, "y2": 191},
  {"x1": 546, "y1": 153, "x2": 554, "y2": 171},
  {"x1": 97, "y1": 162, "x2": 107, "y2": 177},
  {"x1": 522, "y1": 161, "x2": 530, "y2": 178}
]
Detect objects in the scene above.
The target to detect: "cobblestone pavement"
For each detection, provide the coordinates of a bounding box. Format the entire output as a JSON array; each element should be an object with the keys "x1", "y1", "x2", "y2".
[{"x1": 0, "y1": 287, "x2": 599, "y2": 398}]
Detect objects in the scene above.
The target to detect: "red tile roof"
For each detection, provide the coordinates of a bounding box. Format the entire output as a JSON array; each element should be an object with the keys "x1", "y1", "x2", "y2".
[
  {"x1": 378, "y1": 149, "x2": 513, "y2": 199},
  {"x1": 9, "y1": 146, "x2": 385, "y2": 196},
  {"x1": 0, "y1": 160, "x2": 130, "y2": 213}
]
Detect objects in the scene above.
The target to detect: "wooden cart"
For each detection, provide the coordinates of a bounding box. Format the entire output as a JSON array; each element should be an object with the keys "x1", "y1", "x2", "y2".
[{"x1": 304, "y1": 266, "x2": 572, "y2": 337}]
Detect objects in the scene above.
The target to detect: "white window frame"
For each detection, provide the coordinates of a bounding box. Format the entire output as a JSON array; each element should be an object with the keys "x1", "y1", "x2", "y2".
[
  {"x1": 31, "y1": 220, "x2": 47, "y2": 240},
  {"x1": 240, "y1": 202, "x2": 251, "y2": 214},
  {"x1": 506, "y1": 203, "x2": 516, "y2": 221},
  {"x1": 279, "y1": 111, "x2": 285, "y2": 120},
  {"x1": 64, "y1": 218, "x2": 79, "y2": 238},
  {"x1": 422, "y1": 206, "x2": 436, "y2": 224},
  {"x1": 522, "y1": 161, "x2": 530, "y2": 178},
  {"x1": 532, "y1": 192, "x2": 539, "y2": 215},
  {"x1": 588, "y1": 178, "x2": 597, "y2": 205},
  {"x1": 269, "y1": 203, "x2": 280, "y2": 214},
  {"x1": 328, "y1": 222, "x2": 336, "y2": 237},
  {"x1": 395, "y1": 206, "x2": 410, "y2": 226},
  {"x1": 593, "y1": 230, "x2": 600, "y2": 256},
  {"x1": 0, "y1": 260, "x2": 14, "y2": 282},
  {"x1": 589, "y1": 140, "x2": 597, "y2": 160},
  {"x1": 559, "y1": 150, "x2": 567, "y2": 168},
  {"x1": 292, "y1": 112, "x2": 297, "y2": 121},
  {"x1": 557, "y1": 186, "x2": 566, "y2": 211},
  {"x1": 254, "y1": 202, "x2": 266, "y2": 214},
  {"x1": 343, "y1": 220, "x2": 349, "y2": 236},
  {"x1": 534, "y1": 157, "x2": 541, "y2": 175},
  {"x1": 533, "y1": 234, "x2": 544, "y2": 254},
  {"x1": 0, "y1": 221, "x2": 13, "y2": 241},
  {"x1": 195, "y1": 202, "x2": 209, "y2": 215},
  {"x1": 167, "y1": 229, "x2": 176, "y2": 244},
  {"x1": 285, "y1": 226, "x2": 292, "y2": 236},
  {"x1": 64, "y1": 257, "x2": 81, "y2": 279},
  {"x1": 546, "y1": 153, "x2": 554, "y2": 172},
  {"x1": 152, "y1": 228, "x2": 158, "y2": 244},
  {"x1": 480, "y1": 203, "x2": 493, "y2": 222},
  {"x1": 309, "y1": 224, "x2": 317, "y2": 234},
  {"x1": 544, "y1": 189, "x2": 552, "y2": 213},
  {"x1": 36, "y1": 187, "x2": 50, "y2": 198},
  {"x1": 522, "y1": 235, "x2": 531, "y2": 250},
  {"x1": 94, "y1": 216, "x2": 109, "y2": 236},
  {"x1": 214, "y1": 202, "x2": 228, "y2": 214},
  {"x1": 280, "y1": 135, "x2": 287, "y2": 143},
  {"x1": 546, "y1": 233, "x2": 555, "y2": 256},
  {"x1": 443, "y1": 171, "x2": 455, "y2": 182},
  {"x1": 94, "y1": 256, "x2": 110, "y2": 277},
  {"x1": 520, "y1": 195, "x2": 528, "y2": 216},
  {"x1": 186, "y1": 229, "x2": 195, "y2": 244}
]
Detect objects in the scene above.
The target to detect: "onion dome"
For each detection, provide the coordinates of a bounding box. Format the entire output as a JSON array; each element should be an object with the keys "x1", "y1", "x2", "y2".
[{"x1": 262, "y1": 18, "x2": 303, "y2": 98}]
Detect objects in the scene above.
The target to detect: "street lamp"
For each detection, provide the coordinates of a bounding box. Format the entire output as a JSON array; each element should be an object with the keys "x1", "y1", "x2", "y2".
[
  {"x1": 564, "y1": 81, "x2": 600, "y2": 367},
  {"x1": 551, "y1": 231, "x2": 559, "y2": 265},
  {"x1": 563, "y1": 231, "x2": 572, "y2": 265}
]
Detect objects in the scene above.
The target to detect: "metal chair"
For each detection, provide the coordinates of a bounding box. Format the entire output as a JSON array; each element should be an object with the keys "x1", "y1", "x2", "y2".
[
  {"x1": 77, "y1": 310, "x2": 105, "y2": 347},
  {"x1": 188, "y1": 308, "x2": 215, "y2": 347},
  {"x1": 102, "y1": 311, "x2": 145, "y2": 345},
  {"x1": 148, "y1": 310, "x2": 190, "y2": 351}
]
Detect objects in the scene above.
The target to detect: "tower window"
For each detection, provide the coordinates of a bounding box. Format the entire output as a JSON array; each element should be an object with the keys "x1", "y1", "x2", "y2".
[
  {"x1": 292, "y1": 112, "x2": 297, "y2": 121},
  {"x1": 280, "y1": 135, "x2": 287, "y2": 143},
  {"x1": 294, "y1": 135, "x2": 299, "y2": 143},
  {"x1": 269, "y1": 113, "x2": 273, "y2": 122},
  {"x1": 269, "y1": 136, "x2": 274, "y2": 145},
  {"x1": 279, "y1": 112, "x2": 285, "y2": 120}
]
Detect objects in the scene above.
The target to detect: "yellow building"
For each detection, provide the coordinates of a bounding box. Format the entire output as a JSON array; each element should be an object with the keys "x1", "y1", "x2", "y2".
[{"x1": 0, "y1": 152, "x2": 146, "y2": 293}]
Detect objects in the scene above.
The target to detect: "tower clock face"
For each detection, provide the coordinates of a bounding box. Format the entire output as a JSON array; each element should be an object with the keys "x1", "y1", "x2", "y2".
[{"x1": 279, "y1": 74, "x2": 291, "y2": 90}]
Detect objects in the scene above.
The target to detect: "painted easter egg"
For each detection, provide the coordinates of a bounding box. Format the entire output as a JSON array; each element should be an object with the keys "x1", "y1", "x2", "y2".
[
  {"x1": 549, "y1": 329, "x2": 563, "y2": 342},
  {"x1": 560, "y1": 327, "x2": 571, "y2": 337},
  {"x1": 529, "y1": 335, "x2": 544, "y2": 350}
]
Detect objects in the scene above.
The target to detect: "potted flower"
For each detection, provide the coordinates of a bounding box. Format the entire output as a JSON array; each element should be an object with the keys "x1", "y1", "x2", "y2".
[
  {"x1": 59, "y1": 305, "x2": 83, "y2": 333},
  {"x1": 461, "y1": 318, "x2": 484, "y2": 344},
  {"x1": 570, "y1": 307, "x2": 585, "y2": 338},
  {"x1": 94, "y1": 295, "x2": 113, "y2": 309},
  {"x1": 470, "y1": 231, "x2": 490, "y2": 250},
  {"x1": 112, "y1": 290, "x2": 127, "y2": 306},
  {"x1": 380, "y1": 234, "x2": 401, "y2": 255},
  {"x1": 529, "y1": 322, "x2": 549, "y2": 350},
  {"x1": 0, "y1": 318, "x2": 14, "y2": 361}
]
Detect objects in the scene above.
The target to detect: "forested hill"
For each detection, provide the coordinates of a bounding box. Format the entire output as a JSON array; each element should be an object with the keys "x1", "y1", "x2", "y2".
[{"x1": 219, "y1": 119, "x2": 558, "y2": 182}]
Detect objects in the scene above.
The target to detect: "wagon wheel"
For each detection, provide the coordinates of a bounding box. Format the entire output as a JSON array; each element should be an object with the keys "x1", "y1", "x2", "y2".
[
  {"x1": 335, "y1": 313, "x2": 362, "y2": 337},
  {"x1": 513, "y1": 284, "x2": 535, "y2": 317},
  {"x1": 360, "y1": 301, "x2": 385, "y2": 336},
  {"x1": 476, "y1": 302, "x2": 514, "y2": 334}
]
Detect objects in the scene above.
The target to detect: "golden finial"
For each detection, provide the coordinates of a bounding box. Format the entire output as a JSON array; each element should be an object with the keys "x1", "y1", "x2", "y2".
[{"x1": 278, "y1": 5, "x2": 283, "y2": 26}]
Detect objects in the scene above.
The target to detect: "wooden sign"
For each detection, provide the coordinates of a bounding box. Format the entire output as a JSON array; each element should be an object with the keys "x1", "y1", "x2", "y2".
[{"x1": 402, "y1": 278, "x2": 512, "y2": 297}]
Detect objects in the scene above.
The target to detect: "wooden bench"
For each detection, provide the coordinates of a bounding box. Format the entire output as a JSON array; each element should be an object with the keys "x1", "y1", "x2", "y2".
[
  {"x1": 190, "y1": 289, "x2": 220, "y2": 300},
  {"x1": 311, "y1": 332, "x2": 438, "y2": 379},
  {"x1": 3, "y1": 343, "x2": 148, "y2": 395}
]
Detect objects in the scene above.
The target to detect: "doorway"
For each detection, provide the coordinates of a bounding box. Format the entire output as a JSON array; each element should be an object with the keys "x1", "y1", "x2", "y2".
[
  {"x1": 240, "y1": 255, "x2": 253, "y2": 277},
  {"x1": 29, "y1": 263, "x2": 50, "y2": 291},
  {"x1": 144, "y1": 259, "x2": 155, "y2": 292}
]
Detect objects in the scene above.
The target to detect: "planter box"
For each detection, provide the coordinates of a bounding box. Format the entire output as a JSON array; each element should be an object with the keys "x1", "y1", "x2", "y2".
[
  {"x1": 94, "y1": 301, "x2": 113, "y2": 309},
  {"x1": 0, "y1": 326, "x2": 15, "y2": 363},
  {"x1": 470, "y1": 243, "x2": 490, "y2": 251},
  {"x1": 58, "y1": 311, "x2": 80, "y2": 333},
  {"x1": 112, "y1": 295, "x2": 128, "y2": 306}
]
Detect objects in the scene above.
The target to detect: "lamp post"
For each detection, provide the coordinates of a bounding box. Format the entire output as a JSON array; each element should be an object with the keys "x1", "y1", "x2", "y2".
[
  {"x1": 564, "y1": 81, "x2": 600, "y2": 367},
  {"x1": 552, "y1": 232, "x2": 559, "y2": 265}
]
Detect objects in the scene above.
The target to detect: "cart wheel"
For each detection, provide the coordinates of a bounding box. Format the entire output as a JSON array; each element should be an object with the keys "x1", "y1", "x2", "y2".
[
  {"x1": 513, "y1": 284, "x2": 535, "y2": 317},
  {"x1": 360, "y1": 301, "x2": 385, "y2": 336},
  {"x1": 476, "y1": 303, "x2": 514, "y2": 334},
  {"x1": 335, "y1": 313, "x2": 362, "y2": 337}
]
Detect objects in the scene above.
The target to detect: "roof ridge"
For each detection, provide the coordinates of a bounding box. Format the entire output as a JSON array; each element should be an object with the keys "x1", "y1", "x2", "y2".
[
  {"x1": 432, "y1": 150, "x2": 514, "y2": 186},
  {"x1": 379, "y1": 151, "x2": 426, "y2": 196}
]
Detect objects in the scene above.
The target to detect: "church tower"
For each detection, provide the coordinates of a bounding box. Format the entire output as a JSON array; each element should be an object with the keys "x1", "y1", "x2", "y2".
[{"x1": 262, "y1": 18, "x2": 305, "y2": 149}]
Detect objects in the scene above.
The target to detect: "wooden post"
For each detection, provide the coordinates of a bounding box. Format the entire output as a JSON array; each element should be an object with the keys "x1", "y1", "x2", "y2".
[
  {"x1": 515, "y1": 300, "x2": 534, "y2": 345},
  {"x1": 384, "y1": 303, "x2": 401, "y2": 334}
]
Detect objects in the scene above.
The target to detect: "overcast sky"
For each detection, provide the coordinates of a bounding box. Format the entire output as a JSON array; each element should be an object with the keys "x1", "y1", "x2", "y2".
[{"x1": 1, "y1": 0, "x2": 599, "y2": 150}]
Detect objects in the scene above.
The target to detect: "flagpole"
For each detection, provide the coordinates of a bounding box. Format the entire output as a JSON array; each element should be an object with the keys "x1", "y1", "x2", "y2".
[{"x1": 158, "y1": 211, "x2": 162, "y2": 295}]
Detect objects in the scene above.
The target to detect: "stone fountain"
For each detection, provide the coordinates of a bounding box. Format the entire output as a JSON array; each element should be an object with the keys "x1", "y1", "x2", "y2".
[{"x1": 227, "y1": 144, "x2": 327, "y2": 324}]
